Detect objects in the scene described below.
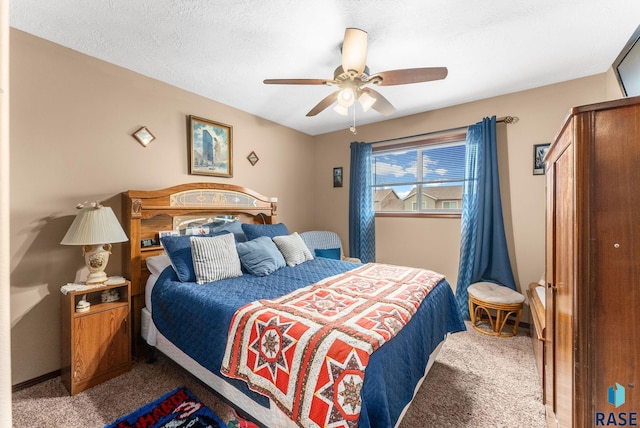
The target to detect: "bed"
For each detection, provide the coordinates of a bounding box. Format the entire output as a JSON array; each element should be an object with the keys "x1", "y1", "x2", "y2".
[{"x1": 122, "y1": 183, "x2": 465, "y2": 428}]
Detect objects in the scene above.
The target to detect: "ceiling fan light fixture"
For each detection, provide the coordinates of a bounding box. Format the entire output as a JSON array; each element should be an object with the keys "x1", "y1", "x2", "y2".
[
  {"x1": 333, "y1": 104, "x2": 349, "y2": 116},
  {"x1": 342, "y1": 28, "x2": 367, "y2": 75},
  {"x1": 337, "y1": 88, "x2": 355, "y2": 107},
  {"x1": 358, "y1": 91, "x2": 376, "y2": 112},
  {"x1": 264, "y1": 27, "x2": 447, "y2": 119}
]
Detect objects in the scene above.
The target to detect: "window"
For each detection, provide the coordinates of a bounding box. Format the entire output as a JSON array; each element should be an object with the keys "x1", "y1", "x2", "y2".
[{"x1": 372, "y1": 133, "x2": 466, "y2": 216}]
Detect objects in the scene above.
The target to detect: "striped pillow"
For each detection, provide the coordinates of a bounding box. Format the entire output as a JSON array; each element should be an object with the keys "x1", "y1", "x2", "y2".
[
  {"x1": 190, "y1": 234, "x2": 242, "y2": 284},
  {"x1": 272, "y1": 232, "x2": 314, "y2": 267}
]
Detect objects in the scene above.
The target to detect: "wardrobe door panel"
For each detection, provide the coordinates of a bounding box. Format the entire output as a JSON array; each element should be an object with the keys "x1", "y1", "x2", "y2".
[
  {"x1": 552, "y1": 141, "x2": 575, "y2": 428},
  {"x1": 592, "y1": 106, "x2": 640, "y2": 412}
]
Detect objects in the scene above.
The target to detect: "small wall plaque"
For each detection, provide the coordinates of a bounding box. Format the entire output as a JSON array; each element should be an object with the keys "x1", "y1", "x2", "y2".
[
  {"x1": 247, "y1": 151, "x2": 259, "y2": 166},
  {"x1": 132, "y1": 126, "x2": 155, "y2": 147}
]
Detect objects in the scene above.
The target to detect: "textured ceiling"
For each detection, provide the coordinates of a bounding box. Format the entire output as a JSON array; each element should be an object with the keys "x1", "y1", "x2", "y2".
[{"x1": 9, "y1": 1, "x2": 640, "y2": 136}]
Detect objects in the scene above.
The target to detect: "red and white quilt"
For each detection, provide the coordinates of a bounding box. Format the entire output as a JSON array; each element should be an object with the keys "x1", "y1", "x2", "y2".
[{"x1": 221, "y1": 263, "x2": 443, "y2": 428}]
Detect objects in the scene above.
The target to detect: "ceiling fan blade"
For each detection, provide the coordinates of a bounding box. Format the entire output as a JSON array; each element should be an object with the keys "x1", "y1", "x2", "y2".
[
  {"x1": 306, "y1": 91, "x2": 340, "y2": 116},
  {"x1": 264, "y1": 78, "x2": 329, "y2": 85},
  {"x1": 373, "y1": 67, "x2": 448, "y2": 86},
  {"x1": 342, "y1": 28, "x2": 367, "y2": 76},
  {"x1": 361, "y1": 88, "x2": 396, "y2": 116}
]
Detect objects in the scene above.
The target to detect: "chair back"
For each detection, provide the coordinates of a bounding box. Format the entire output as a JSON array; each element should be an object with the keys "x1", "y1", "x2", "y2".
[{"x1": 299, "y1": 231, "x2": 343, "y2": 257}]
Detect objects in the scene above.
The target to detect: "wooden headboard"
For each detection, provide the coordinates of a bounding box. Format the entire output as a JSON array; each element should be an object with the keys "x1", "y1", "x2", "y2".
[{"x1": 121, "y1": 182, "x2": 278, "y2": 354}]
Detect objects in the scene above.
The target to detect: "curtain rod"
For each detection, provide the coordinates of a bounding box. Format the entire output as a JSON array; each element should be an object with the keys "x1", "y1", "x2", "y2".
[{"x1": 368, "y1": 115, "x2": 518, "y2": 145}]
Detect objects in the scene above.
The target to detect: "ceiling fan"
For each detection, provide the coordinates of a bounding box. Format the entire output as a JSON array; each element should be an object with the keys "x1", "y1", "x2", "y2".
[{"x1": 263, "y1": 28, "x2": 448, "y2": 117}]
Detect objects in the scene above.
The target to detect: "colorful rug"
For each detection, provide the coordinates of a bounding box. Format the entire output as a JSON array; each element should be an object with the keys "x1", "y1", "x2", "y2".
[{"x1": 105, "y1": 386, "x2": 226, "y2": 428}]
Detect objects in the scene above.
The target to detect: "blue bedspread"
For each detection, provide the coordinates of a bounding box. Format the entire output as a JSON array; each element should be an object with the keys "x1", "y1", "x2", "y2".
[{"x1": 152, "y1": 258, "x2": 465, "y2": 428}]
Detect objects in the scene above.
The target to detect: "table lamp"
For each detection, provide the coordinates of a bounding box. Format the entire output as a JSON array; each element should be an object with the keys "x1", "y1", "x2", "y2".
[{"x1": 61, "y1": 201, "x2": 128, "y2": 284}]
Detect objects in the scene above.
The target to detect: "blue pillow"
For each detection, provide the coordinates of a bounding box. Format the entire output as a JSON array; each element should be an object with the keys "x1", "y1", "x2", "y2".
[
  {"x1": 314, "y1": 248, "x2": 341, "y2": 260},
  {"x1": 236, "y1": 236, "x2": 286, "y2": 276},
  {"x1": 161, "y1": 231, "x2": 231, "y2": 282},
  {"x1": 202, "y1": 220, "x2": 247, "y2": 242},
  {"x1": 241, "y1": 223, "x2": 289, "y2": 241}
]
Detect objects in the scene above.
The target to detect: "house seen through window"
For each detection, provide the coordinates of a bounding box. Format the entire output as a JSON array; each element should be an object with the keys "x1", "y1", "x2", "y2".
[{"x1": 372, "y1": 135, "x2": 466, "y2": 216}]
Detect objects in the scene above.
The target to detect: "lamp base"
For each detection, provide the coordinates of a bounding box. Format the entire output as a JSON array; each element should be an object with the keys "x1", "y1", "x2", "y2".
[
  {"x1": 85, "y1": 271, "x2": 108, "y2": 285},
  {"x1": 82, "y1": 244, "x2": 112, "y2": 284}
]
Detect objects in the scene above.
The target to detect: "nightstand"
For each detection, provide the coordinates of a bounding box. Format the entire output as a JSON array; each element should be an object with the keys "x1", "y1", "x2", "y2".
[{"x1": 60, "y1": 279, "x2": 132, "y2": 395}]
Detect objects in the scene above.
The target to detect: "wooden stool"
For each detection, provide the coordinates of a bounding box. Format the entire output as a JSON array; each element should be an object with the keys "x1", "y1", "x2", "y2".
[{"x1": 468, "y1": 282, "x2": 524, "y2": 337}]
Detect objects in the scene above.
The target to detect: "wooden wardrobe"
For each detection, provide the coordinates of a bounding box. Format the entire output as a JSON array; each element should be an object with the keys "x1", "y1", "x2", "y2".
[{"x1": 544, "y1": 96, "x2": 640, "y2": 427}]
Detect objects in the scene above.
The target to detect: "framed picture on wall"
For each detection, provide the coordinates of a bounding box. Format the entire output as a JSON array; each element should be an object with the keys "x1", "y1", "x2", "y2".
[
  {"x1": 188, "y1": 115, "x2": 233, "y2": 177},
  {"x1": 533, "y1": 143, "x2": 550, "y2": 175},
  {"x1": 333, "y1": 167, "x2": 343, "y2": 188}
]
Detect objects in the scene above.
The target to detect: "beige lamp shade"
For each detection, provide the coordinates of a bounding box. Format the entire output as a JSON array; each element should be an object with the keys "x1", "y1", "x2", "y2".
[
  {"x1": 61, "y1": 203, "x2": 128, "y2": 245},
  {"x1": 61, "y1": 202, "x2": 128, "y2": 284}
]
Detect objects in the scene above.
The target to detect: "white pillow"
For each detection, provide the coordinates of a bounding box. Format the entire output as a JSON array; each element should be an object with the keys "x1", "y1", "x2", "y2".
[
  {"x1": 146, "y1": 254, "x2": 172, "y2": 276},
  {"x1": 272, "y1": 232, "x2": 314, "y2": 267},
  {"x1": 190, "y1": 234, "x2": 242, "y2": 284}
]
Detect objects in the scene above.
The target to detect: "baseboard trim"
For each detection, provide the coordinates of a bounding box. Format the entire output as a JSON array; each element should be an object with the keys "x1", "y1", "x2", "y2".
[{"x1": 12, "y1": 369, "x2": 61, "y2": 393}]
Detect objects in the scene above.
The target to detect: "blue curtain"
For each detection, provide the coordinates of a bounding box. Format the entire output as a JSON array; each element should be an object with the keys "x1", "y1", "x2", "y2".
[
  {"x1": 456, "y1": 116, "x2": 516, "y2": 319},
  {"x1": 349, "y1": 142, "x2": 375, "y2": 263}
]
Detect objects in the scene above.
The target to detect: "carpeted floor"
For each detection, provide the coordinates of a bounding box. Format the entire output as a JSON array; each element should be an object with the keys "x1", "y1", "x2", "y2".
[
  {"x1": 12, "y1": 322, "x2": 546, "y2": 427},
  {"x1": 397, "y1": 323, "x2": 546, "y2": 427}
]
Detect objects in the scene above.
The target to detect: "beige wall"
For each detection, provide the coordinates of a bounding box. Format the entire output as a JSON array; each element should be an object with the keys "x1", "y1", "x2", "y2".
[
  {"x1": 9, "y1": 30, "x2": 315, "y2": 384},
  {"x1": 9, "y1": 27, "x2": 626, "y2": 385}
]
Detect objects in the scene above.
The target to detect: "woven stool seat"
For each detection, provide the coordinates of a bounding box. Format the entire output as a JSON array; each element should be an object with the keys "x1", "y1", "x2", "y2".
[{"x1": 468, "y1": 282, "x2": 524, "y2": 337}]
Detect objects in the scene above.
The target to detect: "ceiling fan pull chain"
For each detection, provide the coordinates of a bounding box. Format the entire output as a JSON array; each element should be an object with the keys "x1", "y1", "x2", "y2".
[{"x1": 350, "y1": 105, "x2": 357, "y2": 134}]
